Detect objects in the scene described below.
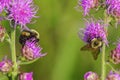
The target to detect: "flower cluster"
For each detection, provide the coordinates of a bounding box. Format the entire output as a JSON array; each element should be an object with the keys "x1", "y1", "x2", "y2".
[
  {"x1": 7, "y1": 0, "x2": 37, "y2": 28},
  {"x1": 78, "y1": 0, "x2": 99, "y2": 16},
  {"x1": 0, "y1": 0, "x2": 45, "y2": 80},
  {"x1": 106, "y1": 0, "x2": 120, "y2": 23},
  {"x1": 110, "y1": 41, "x2": 120, "y2": 64},
  {"x1": 78, "y1": 0, "x2": 120, "y2": 80},
  {"x1": 79, "y1": 19, "x2": 107, "y2": 44},
  {"x1": 0, "y1": 0, "x2": 37, "y2": 28}
]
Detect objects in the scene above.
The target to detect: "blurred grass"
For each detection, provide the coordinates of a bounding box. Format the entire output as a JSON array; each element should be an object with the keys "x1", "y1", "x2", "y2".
[{"x1": 0, "y1": 0, "x2": 120, "y2": 80}]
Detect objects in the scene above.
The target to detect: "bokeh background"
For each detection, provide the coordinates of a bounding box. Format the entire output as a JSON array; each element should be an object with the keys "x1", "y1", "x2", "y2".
[{"x1": 1, "y1": 0, "x2": 120, "y2": 80}]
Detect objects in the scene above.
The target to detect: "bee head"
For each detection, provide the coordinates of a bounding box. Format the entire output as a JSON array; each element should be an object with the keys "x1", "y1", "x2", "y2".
[{"x1": 91, "y1": 38, "x2": 103, "y2": 49}]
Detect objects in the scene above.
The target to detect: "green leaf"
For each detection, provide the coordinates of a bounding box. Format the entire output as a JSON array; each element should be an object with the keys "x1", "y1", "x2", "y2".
[
  {"x1": 0, "y1": 42, "x2": 5, "y2": 48},
  {"x1": 0, "y1": 73, "x2": 9, "y2": 80},
  {"x1": 19, "y1": 58, "x2": 40, "y2": 65}
]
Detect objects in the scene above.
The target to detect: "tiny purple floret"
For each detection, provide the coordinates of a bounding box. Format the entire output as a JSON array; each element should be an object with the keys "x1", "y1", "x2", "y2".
[
  {"x1": 0, "y1": 0, "x2": 11, "y2": 13},
  {"x1": 19, "y1": 72, "x2": 33, "y2": 80},
  {"x1": 106, "y1": 71, "x2": 120, "y2": 80}
]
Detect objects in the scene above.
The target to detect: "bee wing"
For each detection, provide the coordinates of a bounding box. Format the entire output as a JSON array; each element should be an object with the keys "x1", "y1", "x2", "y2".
[
  {"x1": 80, "y1": 44, "x2": 92, "y2": 51},
  {"x1": 91, "y1": 48, "x2": 100, "y2": 60},
  {"x1": 81, "y1": 43, "x2": 101, "y2": 60}
]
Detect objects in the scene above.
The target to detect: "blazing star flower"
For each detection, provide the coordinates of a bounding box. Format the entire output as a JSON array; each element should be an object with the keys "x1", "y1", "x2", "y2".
[
  {"x1": 0, "y1": 0, "x2": 11, "y2": 13},
  {"x1": 84, "y1": 71, "x2": 99, "y2": 80},
  {"x1": 7, "y1": 0, "x2": 37, "y2": 28},
  {"x1": 106, "y1": 0, "x2": 120, "y2": 23},
  {"x1": 0, "y1": 58, "x2": 12, "y2": 73},
  {"x1": 79, "y1": 19, "x2": 107, "y2": 44},
  {"x1": 0, "y1": 26, "x2": 6, "y2": 42},
  {"x1": 106, "y1": 71, "x2": 120, "y2": 80},
  {"x1": 22, "y1": 38, "x2": 46, "y2": 60},
  {"x1": 19, "y1": 72, "x2": 33, "y2": 80},
  {"x1": 78, "y1": 0, "x2": 99, "y2": 16},
  {"x1": 111, "y1": 41, "x2": 120, "y2": 64}
]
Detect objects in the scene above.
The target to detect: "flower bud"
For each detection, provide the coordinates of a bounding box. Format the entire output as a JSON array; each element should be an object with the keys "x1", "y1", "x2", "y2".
[
  {"x1": 22, "y1": 38, "x2": 46, "y2": 60},
  {"x1": 79, "y1": 0, "x2": 99, "y2": 16},
  {"x1": 0, "y1": 58, "x2": 12, "y2": 73},
  {"x1": 84, "y1": 71, "x2": 99, "y2": 80},
  {"x1": 19, "y1": 72, "x2": 33, "y2": 80},
  {"x1": 111, "y1": 41, "x2": 120, "y2": 64}
]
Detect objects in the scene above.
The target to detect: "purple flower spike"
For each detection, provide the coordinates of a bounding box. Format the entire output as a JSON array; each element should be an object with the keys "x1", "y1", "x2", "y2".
[
  {"x1": 106, "y1": 0, "x2": 120, "y2": 23},
  {"x1": 19, "y1": 72, "x2": 33, "y2": 80},
  {"x1": 0, "y1": 0, "x2": 11, "y2": 13},
  {"x1": 111, "y1": 41, "x2": 120, "y2": 64},
  {"x1": 79, "y1": 19, "x2": 107, "y2": 44},
  {"x1": 7, "y1": 0, "x2": 37, "y2": 28},
  {"x1": 106, "y1": 71, "x2": 120, "y2": 80},
  {"x1": 22, "y1": 38, "x2": 46, "y2": 60},
  {"x1": 0, "y1": 58, "x2": 12, "y2": 73},
  {"x1": 84, "y1": 71, "x2": 99, "y2": 80},
  {"x1": 79, "y1": 0, "x2": 99, "y2": 16}
]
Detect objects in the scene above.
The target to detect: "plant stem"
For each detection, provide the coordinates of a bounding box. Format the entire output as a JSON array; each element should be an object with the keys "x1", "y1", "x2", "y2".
[
  {"x1": 10, "y1": 29, "x2": 17, "y2": 80},
  {"x1": 101, "y1": 43, "x2": 106, "y2": 80},
  {"x1": 101, "y1": 11, "x2": 110, "y2": 80}
]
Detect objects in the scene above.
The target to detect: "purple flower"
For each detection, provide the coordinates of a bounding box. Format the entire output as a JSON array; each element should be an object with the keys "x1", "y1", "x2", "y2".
[
  {"x1": 84, "y1": 71, "x2": 99, "y2": 80},
  {"x1": 106, "y1": 0, "x2": 120, "y2": 23},
  {"x1": 106, "y1": 71, "x2": 120, "y2": 80},
  {"x1": 0, "y1": 26, "x2": 6, "y2": 42},
  {"x1": 0, "y1": 58, "x2": 12, "y2": 73},
  {"x1": 78, "y1": 0, "x2": 99, "y2": 16},
  {"x1": 111, "y1": 41, "x2": 120, "y2": 64},
  {"x1": 7, "y1": 0, "x2": 37, "y2": 28},
  {"x1": 0, "y1": 0, "x2": 11, "y2": 13},
  {"x1": 22, "y1": 38, "x2": 46, "y2": 60},
  {"x1": 79, "y1": 19, "x2": 107, "y2": 44},
  {"x1": 19, "y1": 72, "x2": 33, "y2": 80}
]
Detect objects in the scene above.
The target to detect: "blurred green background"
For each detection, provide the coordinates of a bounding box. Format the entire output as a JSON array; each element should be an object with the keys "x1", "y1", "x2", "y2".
[{"x1": 1, "y1": 0, "x2": 120, "y2": 80}]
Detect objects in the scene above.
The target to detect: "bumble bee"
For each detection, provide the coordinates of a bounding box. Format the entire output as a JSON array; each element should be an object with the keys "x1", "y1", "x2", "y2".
[
  {"x1": 81, "y1": 37, "x2": 103, "y2": 60},
  {"x1": 19, "y1": 29, "x2": 39, "y2": 46}
]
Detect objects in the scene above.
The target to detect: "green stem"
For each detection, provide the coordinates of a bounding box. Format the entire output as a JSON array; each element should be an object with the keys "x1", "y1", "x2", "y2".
[
  {"x1": 101, "y1": 43, "x2": 106, "y2": 80},
  {"x1": 101, "y1": 11, "x2": 111, "y2": 80},
  {"x1": 10, "y1": 29, "x2": 18, "y2": 80}
]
